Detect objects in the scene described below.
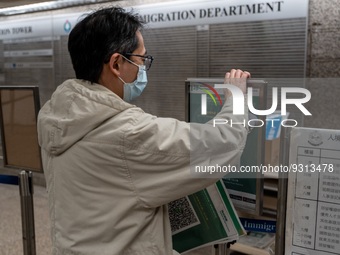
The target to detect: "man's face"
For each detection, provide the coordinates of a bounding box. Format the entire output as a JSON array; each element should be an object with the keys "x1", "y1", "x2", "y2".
[{"x1": 119, "y1": 30, "x2": 146, "y2": 84}]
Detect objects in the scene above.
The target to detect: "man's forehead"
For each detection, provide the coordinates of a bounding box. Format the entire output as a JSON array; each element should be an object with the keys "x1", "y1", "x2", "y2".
[{"x1": 136, "y1": 31, "x2": 146, "y2": 55}]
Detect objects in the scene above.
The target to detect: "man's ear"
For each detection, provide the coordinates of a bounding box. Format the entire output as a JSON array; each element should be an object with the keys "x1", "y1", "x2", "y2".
[{"x1": 109, "y1": 53, "x2": 122, "y2": 77}]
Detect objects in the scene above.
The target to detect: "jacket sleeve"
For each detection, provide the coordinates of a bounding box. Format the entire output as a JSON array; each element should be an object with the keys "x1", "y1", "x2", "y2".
[{"x1": 123, "y1": 96, "x2": 248, "y2": 208}]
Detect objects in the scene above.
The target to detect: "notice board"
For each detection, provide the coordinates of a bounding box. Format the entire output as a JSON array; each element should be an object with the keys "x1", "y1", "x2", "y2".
[
  {"x1": 0, "y1": 86, "x2": 42, "y2": 172},
  {"x1": 285, "y1": 127, "x2": 340, "y2": 255}
]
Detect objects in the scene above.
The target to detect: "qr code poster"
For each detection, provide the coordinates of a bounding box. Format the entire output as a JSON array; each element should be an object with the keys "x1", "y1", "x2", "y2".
[
  {"x1": 168, "y1": 196, "x2": 200, "y2": 235},
  {"x1": 170, "y1": 182, "x2": 244, "y2": 253}
]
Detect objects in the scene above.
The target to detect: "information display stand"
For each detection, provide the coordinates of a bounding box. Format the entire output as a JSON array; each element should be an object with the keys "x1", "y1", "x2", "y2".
[
  {"x1": 0, "y1": 86, "x2": 41, "y2": 255},
  {"x1": 278, "y1": 127, "x2": 340, "y2": 255},
  {"x1": 0, "y1": 86, "x2": 42, "y2": 172},
  {"x1": 185, "y1": 78, "x2": 267, "y2": 216}
]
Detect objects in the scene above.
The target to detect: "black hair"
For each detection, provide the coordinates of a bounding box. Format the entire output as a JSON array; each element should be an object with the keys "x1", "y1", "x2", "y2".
[{"x1": 68, "y1": 7, "x2": 144, "y2": 83}]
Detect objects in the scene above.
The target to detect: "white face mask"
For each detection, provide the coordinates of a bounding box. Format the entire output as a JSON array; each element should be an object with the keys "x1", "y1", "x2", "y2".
[{"x1": 119, "y1": 57, "x2": 148, "y2": 102}]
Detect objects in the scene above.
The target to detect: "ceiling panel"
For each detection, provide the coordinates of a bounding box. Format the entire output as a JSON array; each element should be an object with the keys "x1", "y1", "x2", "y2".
[
  {"x1": 0, "y1": 0, "x2": 113, "y2": 16},
  {"x1": 0, "y1": 0, "x2": 49, "y2": 9}
]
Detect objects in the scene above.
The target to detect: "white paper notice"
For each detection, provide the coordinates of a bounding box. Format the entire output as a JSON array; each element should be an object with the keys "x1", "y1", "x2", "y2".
[{"x1": 285, "y1": 127, "x2": 340, "y2": 255}]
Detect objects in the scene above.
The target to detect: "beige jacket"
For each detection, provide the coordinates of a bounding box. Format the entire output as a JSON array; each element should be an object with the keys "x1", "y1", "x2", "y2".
[{"x1": 37, "y1": 79, "x2": 248, "y2": 255}]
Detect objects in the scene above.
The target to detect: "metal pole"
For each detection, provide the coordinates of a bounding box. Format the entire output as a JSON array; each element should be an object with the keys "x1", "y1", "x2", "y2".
[
  {"x1": 19, "y1": 171, "x2": 36, "y2": 255},
  {"x1": 214, "y1": 244, "x2": 225, "y2": 255},
  {"x1": 275, "y1": 127, "x2": 291, "y2": 255},
  {"x1": 214, "y1": 243, "x2": 233, "y2": 255}
]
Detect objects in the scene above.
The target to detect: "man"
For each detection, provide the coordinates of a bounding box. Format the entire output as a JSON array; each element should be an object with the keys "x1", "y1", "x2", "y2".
[{"x1": 37, "y1": 6, "x2": 250, "y2": 255}]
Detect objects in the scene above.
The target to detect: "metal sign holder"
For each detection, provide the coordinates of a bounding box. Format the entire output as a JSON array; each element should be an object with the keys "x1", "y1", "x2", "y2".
[
  {"x1": 19, "y1": 171, "x2": 36, "y2": 255},
  {"x1": 275, "y1": 127, "x2": 291, "y2": 255},
  {"x1": 0, "y1": 86, "x2": 41, "y2": 255},
  {"x1": 185, "y1": 78, "x2": 269, "y2": 254},
  {"x1": 185, "y1": 78, "x2": 267, "y2": 216}
]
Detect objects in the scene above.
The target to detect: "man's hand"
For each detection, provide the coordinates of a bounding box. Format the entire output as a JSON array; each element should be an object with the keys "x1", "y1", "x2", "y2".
[{"x1": 224, "y1": 69, "x2": 251, "y2": 98}]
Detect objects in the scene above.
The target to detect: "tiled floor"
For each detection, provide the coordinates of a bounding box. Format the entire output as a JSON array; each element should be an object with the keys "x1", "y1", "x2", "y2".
[
  {"x1": 0, "y1": 183, "x2": 220, "y2": 255},
  {"x1": 0, "y1": 184, "x2": 51, "y2": 255}
]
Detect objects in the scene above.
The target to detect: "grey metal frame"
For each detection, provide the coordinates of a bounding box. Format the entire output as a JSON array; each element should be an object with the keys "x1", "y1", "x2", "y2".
[
  {"x1": 275, "y1": 127, "x2": 292, "y2": 255},
  {"x1": 0, "y1": 86, "x2": 42, "y2": 173}
]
